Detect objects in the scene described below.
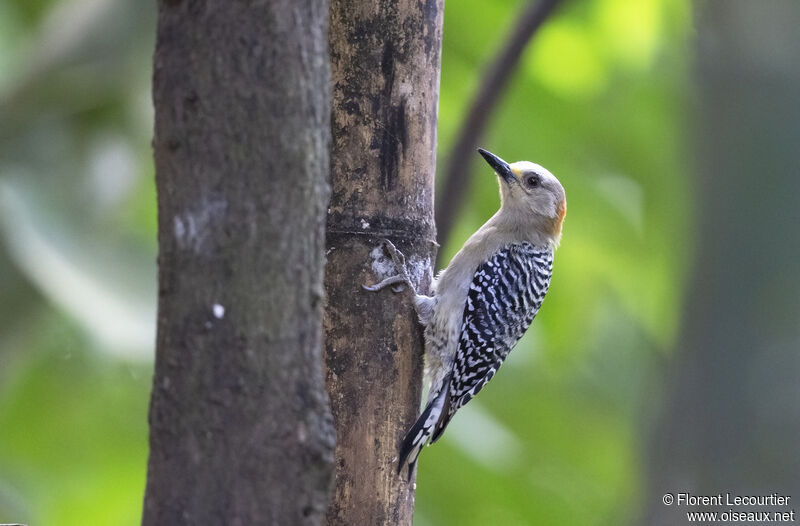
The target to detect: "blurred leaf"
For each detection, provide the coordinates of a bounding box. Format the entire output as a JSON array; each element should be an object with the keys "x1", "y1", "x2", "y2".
[
  {"x1": 0, "y1": 178, "x2": 155, "y2": 359},
  {"x1": 0, "y1": 312, "x2": 150, "y2": 525},
  {"x1": 528, "y1": 20, "x2": 608, "y2": 98}
]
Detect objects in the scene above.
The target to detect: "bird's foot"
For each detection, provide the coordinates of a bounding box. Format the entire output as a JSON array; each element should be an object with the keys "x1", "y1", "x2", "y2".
[
  {"x1": 362, "y1": 274, "x2": 409, "y2": 293},
  {"x1": 362, "y1": 239, "x2": 417, "y2": 295}
]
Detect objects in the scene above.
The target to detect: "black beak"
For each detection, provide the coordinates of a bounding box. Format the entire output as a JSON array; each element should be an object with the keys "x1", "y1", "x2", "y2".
[{"x1": 477, "y1": 148, "x2": 515, "y2": 185}]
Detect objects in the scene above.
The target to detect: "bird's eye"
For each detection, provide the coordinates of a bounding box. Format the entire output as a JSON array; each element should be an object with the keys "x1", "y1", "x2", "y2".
[{"x1": 525, "y1": 175, "x2": 540, "y2": 188}]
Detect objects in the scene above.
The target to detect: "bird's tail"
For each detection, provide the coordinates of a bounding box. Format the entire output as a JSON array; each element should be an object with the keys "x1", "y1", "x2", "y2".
[{"x1": 398, "y1": 374, "x2": 451, "y2": 481}]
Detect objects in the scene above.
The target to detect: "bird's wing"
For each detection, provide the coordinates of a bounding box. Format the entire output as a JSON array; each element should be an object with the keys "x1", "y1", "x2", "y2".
[{"x1": 430, "y1": 243, "x2": 553, "y2": 443}]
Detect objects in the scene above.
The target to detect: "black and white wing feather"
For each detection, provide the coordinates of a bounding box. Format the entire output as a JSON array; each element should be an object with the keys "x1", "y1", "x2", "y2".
[
  {"x1": 431, "y1": 243, "x2": 553, "y2": 442},
  {"x1": 398, "y1": 242, "x2": 553, "y2": 478}
]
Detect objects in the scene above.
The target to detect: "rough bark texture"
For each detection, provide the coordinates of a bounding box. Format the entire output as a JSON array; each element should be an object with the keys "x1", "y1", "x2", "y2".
[
  {"x1": 142, "y1": 1, "x2": 334, "y2": 525},
  {"x1": 324, "y1": 1, "x2": 443, "y2": 524},
  {"x1": 642, "y1": 2, "x2": 800, "y2": 524}
]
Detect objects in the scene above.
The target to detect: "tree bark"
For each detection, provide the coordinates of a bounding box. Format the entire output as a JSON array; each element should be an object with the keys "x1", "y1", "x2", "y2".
[
  {"x1": 324, "y1": 1, "x2": 443, "y2": 524},
  {"x1": 142, "y1": 1, "x2": 334, "y2": 525},
  {"x1": 642, "y1": 2, "x2": 800, "y2": 524}
]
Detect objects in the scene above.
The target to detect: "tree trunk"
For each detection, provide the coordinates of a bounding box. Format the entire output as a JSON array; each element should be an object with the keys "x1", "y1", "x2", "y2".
[
  {"x1": 142, "y1": 1, "x2": 334, "y2": 524},
  {"x1": 324, "y1": 1, "x2": 443, "y2": 524},
  {"x1": 642, "y1": 2, "x2": 800, "y2": 524}
]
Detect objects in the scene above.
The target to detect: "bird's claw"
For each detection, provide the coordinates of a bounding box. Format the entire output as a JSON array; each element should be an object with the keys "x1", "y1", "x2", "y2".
[
  {"x1": 362, "y1": 239, "x2": 416, "y2": 294},
  {"x1": 381, "y1": 239, "x2": 407, "y2": 271},
  {"x1": 362, "y1": 274, "x2": 410, "y2": 293}
]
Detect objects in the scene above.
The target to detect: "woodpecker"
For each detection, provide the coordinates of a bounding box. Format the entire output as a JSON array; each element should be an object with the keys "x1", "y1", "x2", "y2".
[{"x1": 364, "y1": 148, "x2": 566, "y2": 480}]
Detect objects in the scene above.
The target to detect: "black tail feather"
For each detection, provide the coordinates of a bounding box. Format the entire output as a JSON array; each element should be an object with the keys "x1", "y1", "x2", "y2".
[
  {"x1": 397, "y1": 399, "x2": 435, "y2": 477},
  {"x1": 397, "y1": 374, "x2": 452, "y2": 481},
  {"x1": 429, "y1": 389, "x2": 454, "y2": 444}
]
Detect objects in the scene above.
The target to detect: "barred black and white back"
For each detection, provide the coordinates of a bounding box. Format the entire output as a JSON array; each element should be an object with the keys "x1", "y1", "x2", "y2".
[{"x1": 398, "y1": 242, "x2": 553, "y2": 478}]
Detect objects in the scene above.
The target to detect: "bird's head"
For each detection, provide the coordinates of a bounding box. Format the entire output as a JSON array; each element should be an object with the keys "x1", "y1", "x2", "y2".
[{"x1": 478, "y1": 148, "x2": 567, "y2": 245}]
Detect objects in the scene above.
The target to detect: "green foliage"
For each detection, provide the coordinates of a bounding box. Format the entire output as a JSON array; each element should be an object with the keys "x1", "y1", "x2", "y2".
[
  {"x1": 426, "y1": 0, "x2": 691, "y2": 523},
  {"x1": 0, "y1": 313, "x2": 150, "y2": 525},
  {"x1": 0, "y1": 0, "x2": 691, "y2": 523}
]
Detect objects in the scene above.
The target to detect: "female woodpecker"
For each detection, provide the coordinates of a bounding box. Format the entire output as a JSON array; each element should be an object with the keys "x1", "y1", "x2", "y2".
[{"x1": 364, "y1": 148, "x2": 567, "y2": 479}]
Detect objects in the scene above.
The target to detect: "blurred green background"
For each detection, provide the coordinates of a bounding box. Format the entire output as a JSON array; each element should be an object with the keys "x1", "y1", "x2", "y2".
[{"x1": 1, "y1": 0, "x2": 798, "y2": 525}]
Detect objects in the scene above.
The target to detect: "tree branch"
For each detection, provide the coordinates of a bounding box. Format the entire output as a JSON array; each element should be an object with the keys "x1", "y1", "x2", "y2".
[{"x1": 435, "y1": 0, "x2": 563, "y2": 261}]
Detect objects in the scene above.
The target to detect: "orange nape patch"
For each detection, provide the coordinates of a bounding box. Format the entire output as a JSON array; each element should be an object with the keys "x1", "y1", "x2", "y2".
[
  {"x1": 557, "y1": 199, "x2": 567, "y2": 221},
  {"x1": 550, "y1": 199, "x2": 567, "y2": 237}
]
